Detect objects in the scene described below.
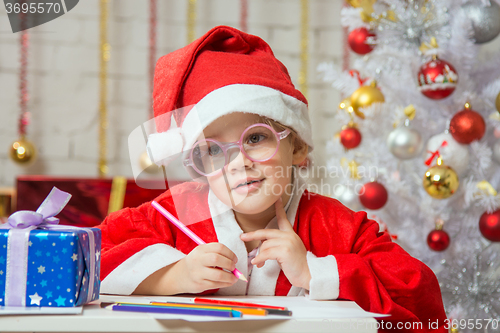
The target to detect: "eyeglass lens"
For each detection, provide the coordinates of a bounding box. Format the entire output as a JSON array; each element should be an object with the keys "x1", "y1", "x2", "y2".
[{"x1": 192, "y1": 125, "x2": 279, "y2": 175}]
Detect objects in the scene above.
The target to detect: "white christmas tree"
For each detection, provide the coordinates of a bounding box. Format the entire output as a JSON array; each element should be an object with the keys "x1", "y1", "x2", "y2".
[{"x1": 319, "y1": 0, "x2": 500, "y2": 330}]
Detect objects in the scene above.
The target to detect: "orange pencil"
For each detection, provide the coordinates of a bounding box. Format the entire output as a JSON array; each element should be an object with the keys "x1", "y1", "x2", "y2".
[
  {"x1": 194, "y1": 297, "x2": 287, "y2": 310},
  {"x1": 150, "y1": 301, "x2": 268, "y2": 316}
]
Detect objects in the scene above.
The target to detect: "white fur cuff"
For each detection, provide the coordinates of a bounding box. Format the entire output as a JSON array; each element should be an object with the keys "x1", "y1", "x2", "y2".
[
  {"x1": 100, "y1": 243, "x2": 186, "y2": 295},
  {"x1": 305, "y1": 252, "x2": 340, "y2": 300}
]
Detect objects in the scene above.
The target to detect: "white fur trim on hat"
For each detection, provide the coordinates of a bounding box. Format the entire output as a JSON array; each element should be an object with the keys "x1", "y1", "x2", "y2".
[
  {"x1": 147, "y1": 84, "x2": 312, "y2": 167},
  {"x1": 147, "y1": 127, "x2": 184, "y2": 166},
  {"x1": 183, "y1": 84, "x2": 312, "y2": 151}
]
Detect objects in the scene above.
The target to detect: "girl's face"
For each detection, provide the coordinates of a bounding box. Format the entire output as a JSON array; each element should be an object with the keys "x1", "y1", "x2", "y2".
[{"x1": 199, "y1": 112, "x2": 307, "y2": 216}]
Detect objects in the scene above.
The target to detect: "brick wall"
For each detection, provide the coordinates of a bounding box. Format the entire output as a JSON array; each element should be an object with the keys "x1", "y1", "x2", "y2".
[{"x1": 0, "y1": 0, "x2": 344, "y2": 189}]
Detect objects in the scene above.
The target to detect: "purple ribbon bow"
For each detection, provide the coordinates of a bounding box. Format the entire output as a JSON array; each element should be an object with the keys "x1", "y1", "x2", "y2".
[
  {"x1": 1, "y1": 187, "x2": 75, "y2": 307},
  {"x1": 5, "y1": 187, "x2": 71, "y2": 230}
]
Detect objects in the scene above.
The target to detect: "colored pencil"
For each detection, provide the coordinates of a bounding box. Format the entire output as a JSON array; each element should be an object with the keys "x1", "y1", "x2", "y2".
[
  {"x1": 105, "y1": 303, "x2": 242, "y2": 318},
  {"x1": 150, "y1": 301, "x2": 268, "y2": 316},
  {"x1": 107, "y1": 302, "x2": 244, "y2": 317},
  {"x1": 194, "y1": 298, "x2": 287, "y2": 310},
  {"x1": 151, "y1": 200, "x2": 248, "y2": 282},
  {"x1": 151, "y1": 301, "x2": 291, "y2": 316},
  {"x1": 101, "y1": 301, "x2": 291, "y2": 316},
  {"x1": 102, "y1": 301, "x2": 248, "y2": 314},
  {"x1": 260, "y1": 308, "x2": 292, "y2": 316}
]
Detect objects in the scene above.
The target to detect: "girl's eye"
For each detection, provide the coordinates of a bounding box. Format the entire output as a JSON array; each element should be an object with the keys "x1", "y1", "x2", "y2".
[
  {"x1": 208, "y1": 144, "x2": 222, "y2": 156},
  {"x1": 247, "y1": 134, "x2": 266, "y2": 144},
  {"x1": 193, "y1": 146, "x2": 201, "y2": 158}
]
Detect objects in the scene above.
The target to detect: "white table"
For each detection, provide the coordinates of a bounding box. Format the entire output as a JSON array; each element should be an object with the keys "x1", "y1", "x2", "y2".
[{"x1": 0, "y1": 295, "x2": 379, "y2": 333}]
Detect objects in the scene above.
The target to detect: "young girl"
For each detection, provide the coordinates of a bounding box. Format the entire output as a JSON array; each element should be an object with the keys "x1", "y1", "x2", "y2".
[{"x1": 98, "y1": 25, "x2": 447, "y2": 331}]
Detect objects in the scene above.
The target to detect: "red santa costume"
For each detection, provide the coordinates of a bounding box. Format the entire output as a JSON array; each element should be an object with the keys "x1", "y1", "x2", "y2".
[{"x1": 98, "y1": 26, "x2": 447, "y2": 332}]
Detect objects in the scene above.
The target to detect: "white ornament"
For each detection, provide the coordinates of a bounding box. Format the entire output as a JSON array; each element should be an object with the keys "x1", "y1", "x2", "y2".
[
  {"x1": 333, "y1": 184, "x2": 362, "y2": 211},
  {"x1": 463, "y1": 1, "x2": 500, "y2": 44},
  {"x1": 425, "y1": 133, "x2": 470, "y2": 176},
  {"x1": 387, "y1": 126, "x2": 424, "y2": 159}
]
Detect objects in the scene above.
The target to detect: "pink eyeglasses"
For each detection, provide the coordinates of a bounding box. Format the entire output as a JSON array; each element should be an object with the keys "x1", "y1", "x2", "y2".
[{"x1": 184, "y1": 123, "x2": 290, "y2": 176}]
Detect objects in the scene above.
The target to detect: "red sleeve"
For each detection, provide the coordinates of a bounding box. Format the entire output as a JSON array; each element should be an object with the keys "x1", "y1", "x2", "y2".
[
  {"x1": 97, "y1": 182, "x2": 220, "y2": 296},
  {"x1": 97, "y1": 182, "x2": 216, "y2": 281},
  {"x1": 335, "y1": 211, "x2": 447, "y2": 332},
  {"x1": 296, "y1": 193, "x2": 447, "y2": 332},
  {"x1": 97, "y1": 191, "x2": 179, "y2": 280}
]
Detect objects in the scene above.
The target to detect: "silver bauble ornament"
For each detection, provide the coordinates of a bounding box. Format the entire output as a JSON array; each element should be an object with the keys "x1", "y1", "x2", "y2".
[
  {"x1": 425, "y1": 133, "x2": 470, "y2": 177},
  {"x1": 387, "y1": 127, "x2": 423, "y2": 160},
  {"x1": 493, "y1": 140, "x2": 500, "y2": 164},
  {"x1": 463, "y1": 1, "x2": 500, "y2": 44},
  {"x1": 334, "y1": 184, "x2": 362, "y2": 211}
]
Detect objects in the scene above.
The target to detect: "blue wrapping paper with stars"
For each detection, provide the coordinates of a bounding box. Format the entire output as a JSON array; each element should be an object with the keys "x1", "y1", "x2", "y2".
[{"x1": 0, "y1": 228, "x2": 101, "y2": 307}]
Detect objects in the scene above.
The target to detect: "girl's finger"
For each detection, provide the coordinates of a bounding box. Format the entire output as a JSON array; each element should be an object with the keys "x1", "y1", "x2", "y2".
[
  {"x1": 251, "y1": 247, "x2": 285, "y2": 268},
  {"x1": 202, "y1": 252, "x2": 236, "y2": 272},
  {"x1": 203, "y1": 242, "x2": 238, "y2": 263},
  {"x1": 258, "y1": 238, "x2": 285, "y2": 254},
  {"x1": 275, "y1": 198, "x2": 293, "y2": 231},
  {"x1": 241, "y1": 228, "x2": 285, "y2": 241},
  {"x1": 204, "y1": 266, "x2": 239, "y2": 284}
]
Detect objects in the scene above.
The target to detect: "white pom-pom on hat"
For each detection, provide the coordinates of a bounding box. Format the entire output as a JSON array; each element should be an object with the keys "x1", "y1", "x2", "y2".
[{"x1": 147, "y1": 127, "x2": 184, "y2": 166}]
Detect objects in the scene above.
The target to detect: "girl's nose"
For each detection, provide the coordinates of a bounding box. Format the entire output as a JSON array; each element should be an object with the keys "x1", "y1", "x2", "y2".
[{"x1": 227, "y1": 148, "x2": 253, "y2": 172}]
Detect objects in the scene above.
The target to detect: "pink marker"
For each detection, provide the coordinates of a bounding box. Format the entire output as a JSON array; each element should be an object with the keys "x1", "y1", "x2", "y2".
[{"x1": 151, "y1": 200, "x2": 248, "y2": 282}]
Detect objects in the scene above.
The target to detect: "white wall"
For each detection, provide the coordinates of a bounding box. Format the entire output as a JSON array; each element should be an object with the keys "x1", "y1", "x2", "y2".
[{"x1": 0, "y1": 0, "x2": 344, "y2": 188}]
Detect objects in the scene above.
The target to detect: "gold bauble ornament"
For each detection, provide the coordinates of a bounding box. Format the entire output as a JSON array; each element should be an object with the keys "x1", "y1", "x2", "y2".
[
  {"x1": 495, "y1": 91, "x2": 500, "y2": 113},
  {"x1": 9, "y1": 137, "x2": 36, "y2": 165},
  {"x1": 339, "y1": 98, "x2": 365, "y2": 119},
  {"x1": 339, "y1": 98, "x2": 352, "y2": 112},
  {"x1": 139, "y1": 150, "x2": 159, "y2": 174},
  {"x1": 350, "y1": 81, "x2": 385, "y2": 118},
  {"x1": 422, "y1": 157, "x2": 459, "y2": 199}
]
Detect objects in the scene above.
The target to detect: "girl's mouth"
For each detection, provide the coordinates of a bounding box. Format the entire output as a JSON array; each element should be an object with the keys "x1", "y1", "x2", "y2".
[{"x1": 233, "y1": 178, "x2": 265, "y2": 194}]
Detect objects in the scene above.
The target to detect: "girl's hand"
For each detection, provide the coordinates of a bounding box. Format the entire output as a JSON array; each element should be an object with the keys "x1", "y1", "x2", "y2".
[
  {"x1": 175, "y1": 243, "x2": 239, "y2": 294},
  {"x1": 240, "y1": 198, "x2": 311, "y2": 290}
]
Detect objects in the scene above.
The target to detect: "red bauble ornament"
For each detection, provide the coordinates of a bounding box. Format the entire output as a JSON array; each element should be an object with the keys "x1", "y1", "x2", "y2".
[
  {"x1": 348, "y1": 27, "x2": 376, "y2": 55},
  {"x1": 359, "y1": 181, "x2": 388, "y2": 210},
  {"x1": 479, "y1": 209, "x2": 500, "y2": 242},
  {"x1": 417, "y1": 58, "x2": 458, "y2": 99},
  {"x1": 449, "y1": 104, "x2": 486, "y2": 144},
  {"x1": 340, "y1": 126, "x2": 362, "y2": 149},
  {"x1": 427, "y1": 229, "x2": 450, "y2": 251}
]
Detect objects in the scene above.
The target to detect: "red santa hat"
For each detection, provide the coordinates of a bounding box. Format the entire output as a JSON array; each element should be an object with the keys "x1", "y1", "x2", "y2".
[{"x1": 147, "y1": 25, "x2": 313, "y2": 166}]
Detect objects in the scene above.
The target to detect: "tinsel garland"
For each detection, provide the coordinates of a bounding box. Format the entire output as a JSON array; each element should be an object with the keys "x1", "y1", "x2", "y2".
[
  {"x1": 342, "y1": 1, "x2": 351, "y2": 74},
  {"x1": 187, "y1": 0, "x2": 197, "y2": 44},
  {"x1": 98, "y1": 0, "x2": 110, "y2": 177},
  {"x1": 8, "y1": 10, "x2": 36, "y2": 166},
  {"x1": 137, "y1": 0, "x2": 159, "y2": 174},
  {"x1": 18, "y1": 28, "x2": 29, "y2": 137},
  {"x1": 149, "y1": 0, "x2": 157, "y2": 119},
  {"x1": 240, "y1": 0, "x2": 248, "y2": 33}
]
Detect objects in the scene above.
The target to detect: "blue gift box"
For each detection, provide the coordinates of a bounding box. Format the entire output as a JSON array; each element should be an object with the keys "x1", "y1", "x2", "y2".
[
  {"x1": 0, "y1": 228, "x2": 101, "y2": 307},
  {"x1": 0, "y1": 187, "x2": 101, "y2": 307}
]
